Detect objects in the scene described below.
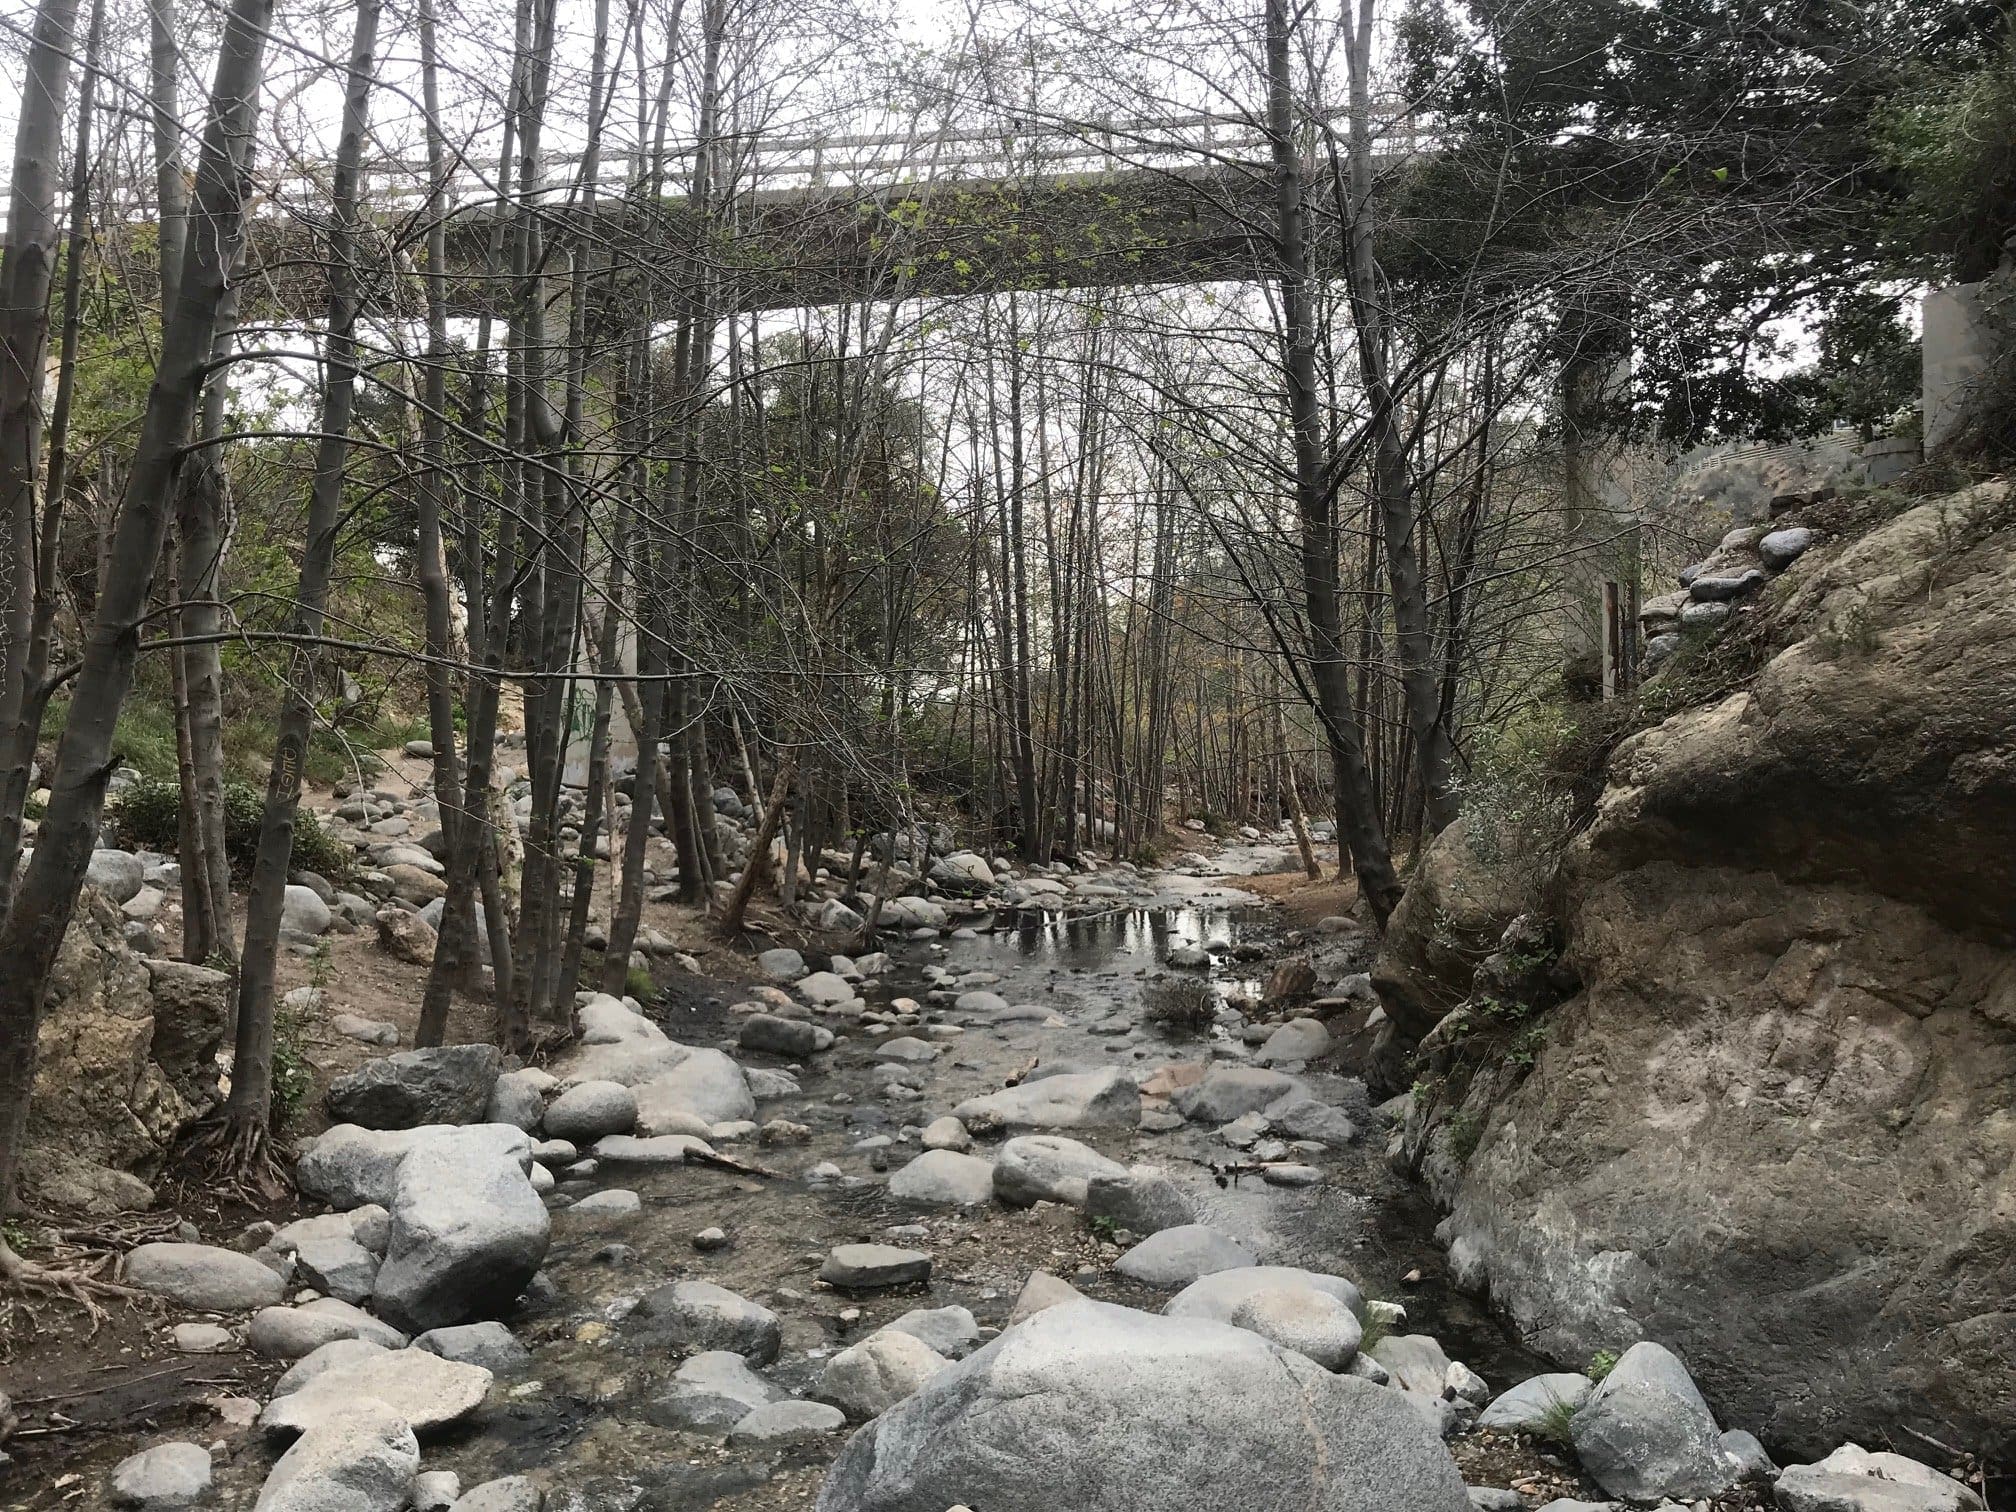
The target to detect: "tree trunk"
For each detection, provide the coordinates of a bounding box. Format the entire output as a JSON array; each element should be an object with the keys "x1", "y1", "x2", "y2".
[
  {"x1": 1264, "y1": 0, "x2": 1400, "y2": 922},
  {"x1": 223, "y1": 0, "x2": 381, "y2": 1163}
]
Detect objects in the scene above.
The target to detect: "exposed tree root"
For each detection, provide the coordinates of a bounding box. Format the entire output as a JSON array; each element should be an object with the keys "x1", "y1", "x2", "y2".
[
  {"x1": 0, "y1": 1237, "x2": 137, "y2": 1330},
  {"x1": 180, "y1": 1109, "x2": 290, "y2": 1202}
]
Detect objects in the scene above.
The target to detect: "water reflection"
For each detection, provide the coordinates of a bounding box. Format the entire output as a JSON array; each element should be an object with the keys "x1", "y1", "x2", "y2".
[{"x1": 966, "y1": 904, "x2": 1264, "y2": 1004}]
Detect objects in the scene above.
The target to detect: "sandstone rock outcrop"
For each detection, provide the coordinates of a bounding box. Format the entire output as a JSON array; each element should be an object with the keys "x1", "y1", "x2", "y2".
[{"x1": 1384, "y1": 483, "x2": 2016, "y2": 1463}]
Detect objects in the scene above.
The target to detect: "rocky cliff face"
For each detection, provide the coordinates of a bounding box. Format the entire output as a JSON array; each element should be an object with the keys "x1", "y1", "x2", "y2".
[
  {"x1": 1384, "y1": 481, "x2": 2016, "y2": 1462},
  {"x1": 25, "y1": 889, "x2": 230, "y2": 1213}
]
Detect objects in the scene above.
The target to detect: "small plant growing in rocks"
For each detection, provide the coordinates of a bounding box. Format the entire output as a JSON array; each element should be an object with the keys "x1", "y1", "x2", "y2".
[{"x1": 1142, "y1": 977, "x2": 1216, "y2": 1034}]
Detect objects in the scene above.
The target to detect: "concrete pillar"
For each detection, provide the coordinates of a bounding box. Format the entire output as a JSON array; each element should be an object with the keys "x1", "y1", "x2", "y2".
[{"x1": 1922, "y1": 281, "x2": 1996, "y2": 455}]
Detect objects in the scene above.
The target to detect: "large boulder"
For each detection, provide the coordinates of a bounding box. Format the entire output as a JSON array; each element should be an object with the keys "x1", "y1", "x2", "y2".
[
  {"x1": 371, "y1": 1129, "x2": 550, "y2": 1332},
  {"x1": 124, "y1": 1243, "x2": 286, "y2": 1312},
  {"x1": 888, "y1": 1150, "x2": 996, "y2": 1207},
  {"x1": 252, "y1": 1401, "x2": 417, "y2": 1512},
  {"x1": 1773, "y1": 1444, "x2": 1985, "y2": 1512},
  {"x1": 992, "y1": 1135, "x2": 1127, "y2": 1207},
  {"x1": 1417, "y1": 485, "x2": 2016, "y2": 1464},
  {"x1": 1163, "y1": 1265, "x2": 1365, "y2": 1326},
  {"x1": 326, "y1": 1045, "x2": 502, "y2": 1130},
  {"x1": 814, "y1": 1299, "x2": 1471, "y2": 1512},
  {"x1": 295, "y1": 1122, "x2": 531, "y2": 1209},
  {"x1": 953, "y1": 1069, "x2": 1140, "y2": 1132},
  {"x1": 632, "y1": 1280, "x2": 781, "y2": 1363},
  {"x1": 1567, "y1": 1342, "x2": 1737, "y2": 1505},
  {"x1": 648, "y1": 1351, "x2": 785, "y2": 1432},
  {"x1": 26, "y1": 890, "x2": 200, "y2": 1210},
  {"x1": 541, "y1": 1080, "x2": 638, "y2": 1142},
  {"x1": 820, "y1": 1331, "x2": 950, "y2": 1419},
  {"x1": 1113, "y1": 1225, "x2": 1253, "y2": 1290},
  {"x1": 260, "y1": 1342, "x2": 491, "y2": 1436},
  {"x1": 1172, "y1": 1067, "x2": 1299, "y2": 1124},
  {"x1": 632, "y1": 1048, "x2": 755, "y2": 1129}
]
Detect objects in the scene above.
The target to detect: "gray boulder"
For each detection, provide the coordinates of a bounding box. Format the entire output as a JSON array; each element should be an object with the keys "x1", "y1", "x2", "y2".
[
  {"x1": 952, "y1": 1069, "x2": 1140, "y2": 1131},
  {"x1": 280, "y1": 884, "x2": 334, "y2": 937},
  {"x1": 634, "y1": 1279, "x2": 782, "y2": 1363},
  {"x1": 541, "y1": 1080, "x2": 638, "y2": 1142},
  {"x1": 757, "y1": 947, "x2": 807, "y2": 981},
  {"x1": 485, "y1": 1068, "x2": 549, "y2": 1130},
  {"x1": 1164, "y1": 1265, "x2": 1365, "y2": 1326},
  {"x1": 633, "y1": 1048, "x2": 754, "y2": 1128},
  {"x1": 249, "y1": 1300, "x2": 408, "y2": 1358},
  {"x1": 449, "y1": 1478, "x2": 543, "y2": 1512},
  {"x1": 124, "y1": 1243, "x2": 286, "y2": 1312},
  {"x1": 1568, "y1": 1341, "x2": 1737, "y2": 1505},
  {"x1": 1255, "y1": 1018, "x2": 1331, "y2": 1066},
  {"x1": 730, "y1": 1399, "x2": 847, "y2": 1445},
  {"x1": 87, "y1": 849, "x2": 147, "y2": 904},
  {"x1": 1368, "y1": 1335, "x2": 1458, "y2": 1399},
  {"x1": 1477, "y1": 1372, "x2": 1594, "y2": 1431},
  {"x1": 372, "y1": 1129, "x2": 550, "y2": 1332},
  {"x1": 992, "y1": 1135, "x2": 1127, "y2": 1207},
  {"x1": 882, "y1": 1305, "x2": 980, "y2": 1357},
  {"x1": 1228, "y1": 1286, "x2": 1362, "y2": 1371},
  {"x1": 1085, "y1": 1170, "x2": 1194, "y2": 1235},
  {"x1": 295, "y1": 1122, "x2": 532, "y2": 1209},
  {"x1": 740, "y1": 1013, "x2": 832, "y2": 1059},
  {"x1": 252, "y1": 1401, "x2": 417, "y2": 1512},
  {"x1": 1173, "y1": 1067, "x2": 1299, "y2": 1124},
  {"x1": 1759, "y1": 526, "x2": 1817, "y2": 570},
  {"x1": 261, "y1": 1343, "x2": 492, "y2": 1436},
  {"x1": 109, "y1": 1442, "x2": 211, "y2": 1509},
  {"x1": 888, "y1": 1149, "x2": 995, "y2": 1207},
  {"x1": 813, "y1": 1299, "x2": 1471, "y2": 1512},
  {"x1": 820, "y1": 1244, "x2": 932, "y2": 1289},
  {"x1": 1114, "y1": 1224, "x2": 1254, "y2": 1290},
  {"x1": 326, "y1": 1045, "x2": 502, "y2": 1130},
  {"x1": 648, "y1": 1350, "x2": 785, "y2": 1432},
  {"x1": 1774, "y1": 1444, "x2": 1984, "y2": 1512},
  {"x1": 415, "y1": 1321, "x2": 532, "y2": 1373},
  {"x1": 822, "y1": 1331, "x2": 951, "y2": 1419},
  {"x1": 1265, "y1": 1094, "x2": 1359, "y2": 1147}
]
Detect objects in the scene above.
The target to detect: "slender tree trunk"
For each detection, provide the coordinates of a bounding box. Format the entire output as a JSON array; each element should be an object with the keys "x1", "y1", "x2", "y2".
[
  {"x1": 1265, "y1": 0, "x2": 1400, "y2": 922},
  {"x1": 220, "y1": 0, "x2": 381, "y2": 1171}
]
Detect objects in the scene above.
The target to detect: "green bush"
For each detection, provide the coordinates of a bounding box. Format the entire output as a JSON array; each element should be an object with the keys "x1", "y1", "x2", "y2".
[{"x1": 111, "y1": 777, "x2": 355, "y2": 882}]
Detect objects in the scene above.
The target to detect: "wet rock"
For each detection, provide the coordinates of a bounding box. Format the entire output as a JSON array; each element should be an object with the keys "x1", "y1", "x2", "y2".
[
  {"x1": 414, "y1": 1321, "x2": 532, "y2": 1373},
  {"x1": 883, "y1": 1305, "x2": 980, "y2": 1357},
  {"x1": 813, "y1": 1299, "x2": 1471, "y2": 1512},
  {"x1": 1114, "y1": 1224, "x2": 1254, "y2": 1290},
  {"x1": 633, "y1": 1049, "x2": 755, "y2": 1128},
  {"x1": 1173, "y1": 1067, "x2": 1299, "y2": 1124},
  {"x1": 109, "y1": 1442, "x2": 211, "y2": 1509},
  {"x1": 326, "y1": 1045, "x2": 502, "y2": 1130},
  {"x1": 1261, "y1": 1162, "x2": 1323, "y2": 1187},
  {"x1": 887, "y1": 1149, "x2": 995, "y2": 1206},
  {"x1": 1255, "y1": 1018, "x2": 1330, "y2": 1066},
  {"x1": 249, "y1": 1300, "x2": 408, "y2": 1358},
  {"x1": 541, "y1": 1081, "x2": 638, "y2": 1142},
  {"x1": 1264, "y1": 1094, "x2": 1358, "y2": 1147},
  {"x1": 822, "y1": 1330, "x2": 951, "y2": 1420},
  {"x1": 1568, "y1": 1341, "x2": 1737, "y2": 1504},
  {"x1": 992, "y1": 1135, "x2": 1127, "y2": 1207},
  {"x1": 125, "y1": 1243, "x2": 286, "y2": 1312},
  {"x1": 634, "y1": 1279, "x2": 781, "y2": 1363},
  {"x1": 1229, "y1": 1286, "x2": 1362, "y2": 1370},
  {"x1": 372, "y1": 1129, "x2": 550, "y2": 1332},
  {"x1": 730, "y1": 1399, "x2": 847, "y2": 1445},
  {"x1": 820, "y1": 1244, "x2": 932, "y2": 1290},
  {"x1": 874, "y1": 1036, "x2": 939, "y2": 1064},
  {"x1": 1476, "y1": 1372, "x2": 1593, "y2": 1431},
  {"x1": 261, "y1": 1343, "x2": 492, "y2": 1436},
  {"x1": 649, "y1": 1350, "x2": 787, "y2": 1432},
  {"x1": 590, "y1": 1133, "x2": 714, "y2": 1165},
  {"x1": 252, "y1": 1400, "x2": 417, "y2": 1512},
  {"x1": 740, "y1": 1014, "x2": 832, "y2": 1058},
  {"x1": 1774, "y1": 1445, "x2": 1983, "y2": 1512},
  {"x1": 955, "y1": 1070, "x2": 1141, "y2": 1132},
  {"x1": 1085, "y1": 1170, "x2": 1193, "y2": 1235},
  {"x1": 449, "y1": 1477, "x2": 542, "y2": 1512}
]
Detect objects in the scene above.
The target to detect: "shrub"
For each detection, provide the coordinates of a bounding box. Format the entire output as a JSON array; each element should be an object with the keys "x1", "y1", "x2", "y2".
[
  {"x1": 1587, "y1": 1348, "x2": 1619, "y2": 1383},
  {"x1": 1142, "y1": 976, "x2": 1217, "y2": 1034},
  {"x1": 111, "y1": 777, "x2": 355, "y2": 882},
  {"x1": 624, "y1": 963, "x2": 658, "y2": 1002}
]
